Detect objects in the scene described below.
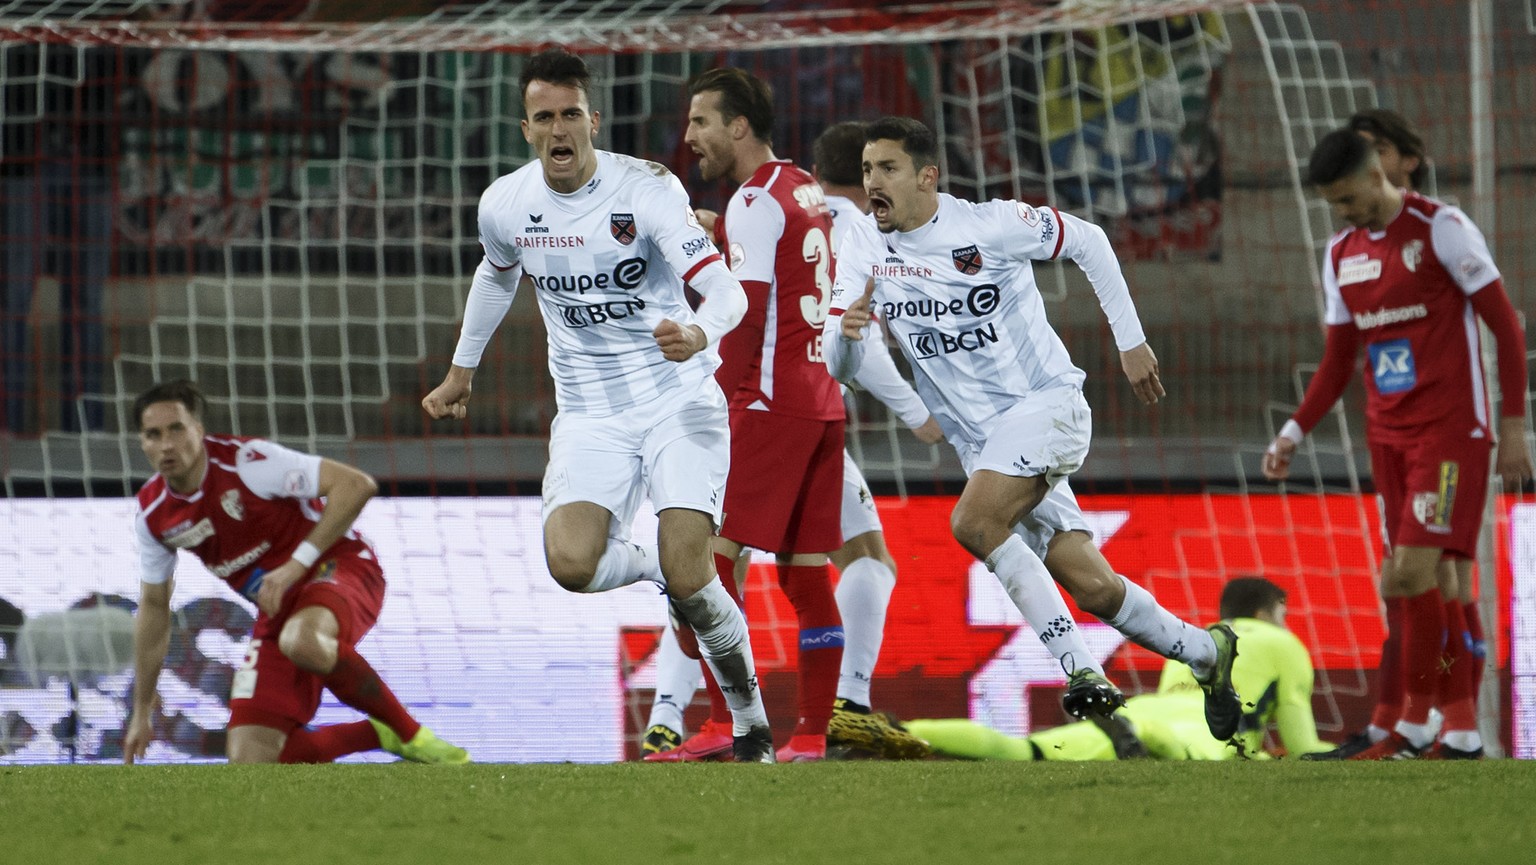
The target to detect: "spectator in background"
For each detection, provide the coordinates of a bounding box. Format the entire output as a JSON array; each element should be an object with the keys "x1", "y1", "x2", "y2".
[
  {"x1": 1263, "y1": 129, "x2": 1530, "y2": 759},
  {"x1": 2, "y1": 44, "x2": 115, "y2": 433}
]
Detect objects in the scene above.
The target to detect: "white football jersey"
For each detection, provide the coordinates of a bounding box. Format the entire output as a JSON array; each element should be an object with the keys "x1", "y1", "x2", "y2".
[
  {"x1": 830, "y1": 193, "x2": 1144, "y2": 449},
  {"x1": 478, "y1": 150, "x2": 725, "y2": 416}
]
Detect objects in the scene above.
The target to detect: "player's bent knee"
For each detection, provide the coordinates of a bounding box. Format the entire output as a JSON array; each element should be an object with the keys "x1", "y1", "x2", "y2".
[
  {"x1": 545, "y1": 546, "x2": 602, "y2": 592},
  {"x1": 277, "y1": 621, "x2": 335, "y2": 675},
  {"x1": 1062, "y1": 574, "x2": 1120, "y2": 619},
  {"x1": 950, "y1": 505, "x2": 1003, "y2": 558}
]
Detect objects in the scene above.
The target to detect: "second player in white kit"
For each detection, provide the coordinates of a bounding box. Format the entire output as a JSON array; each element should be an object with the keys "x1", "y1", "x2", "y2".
[{"x1": 823, "y1": 116, "x2": 1242, "y2": 739}]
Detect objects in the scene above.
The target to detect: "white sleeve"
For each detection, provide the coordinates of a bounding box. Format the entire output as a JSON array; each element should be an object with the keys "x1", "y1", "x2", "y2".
[
  {"x1": 852, "y1": 323, "x2": 929, "y2": 428},
  {"x1": 1430, "y1": 206, "x2": 1501, "y2": 294},
  {"x1": 451, "y1": 258, "x2": 524, "y2": 369},
  {"x1": 687, "y1": 258, "x2": 749, "y2": 347},
  {"x1": 1052, "y1": 210, "x2": 1147, "y2": 351},
  {"x1": 1320, "y1": 239, "x2": 1352, "y2": 326},
  {"x1": 135, "y1": 510, "x2": 177, "y2": 585},
  {"x1": 236, "y1": 439, "x2": 323, "y2": 500},
  {"x1": 722, "y1": 187, "x2": 785, "y2": 284},
  {"x1": 477, "y1": 178, "x2": 522, "y2": 271},
  {"x1": 995, "y1": 201, "x2": 1145, "y2": 350},
  {"x1": 823, "y1": 216, "x2": 878, "y2": 383},
  {"x1": 641, "y1": 174, "x2": 728, "y2": 286}
]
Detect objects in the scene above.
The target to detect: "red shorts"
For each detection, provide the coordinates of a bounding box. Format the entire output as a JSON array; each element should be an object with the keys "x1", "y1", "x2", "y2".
[
  {"x1": 1369, "y1": 433, "x2": 1493, "y2": 559},
  {"x1": 227, "y1": 552, "x2": 386, "y2": 732},
  {"x1": 721, "y1": 411, "x2": 845, "y2": 554}
]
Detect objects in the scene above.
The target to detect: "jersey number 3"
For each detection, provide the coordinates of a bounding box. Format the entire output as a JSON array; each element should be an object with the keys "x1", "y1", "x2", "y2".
[{"x1": 799, "y1": 226, "x2": 833, "y2": 327}]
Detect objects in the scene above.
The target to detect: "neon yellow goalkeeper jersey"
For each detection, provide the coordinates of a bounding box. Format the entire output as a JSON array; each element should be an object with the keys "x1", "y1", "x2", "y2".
[{"x1": 1147, "y1": 616, "x2": 1328, "y2": 758}]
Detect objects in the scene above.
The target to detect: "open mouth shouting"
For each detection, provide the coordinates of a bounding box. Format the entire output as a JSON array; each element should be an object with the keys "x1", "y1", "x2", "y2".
[
  {"x1": 548, "y1": 143, "x2": 577, "y2": 170},
  {"x1": 869, "y1": 193, "x2": 893, "y2": 226}
]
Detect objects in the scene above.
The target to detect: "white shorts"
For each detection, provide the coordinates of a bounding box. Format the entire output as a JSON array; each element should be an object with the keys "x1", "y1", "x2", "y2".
[
  {"x1": 957, "y1": 386, "x2": 1092, "y2": 486},
  {"x1": 840, "y1": 451, "x2": 884, "y2": 541},
  {"x1": 1012, "y1": 480, "x2": 1093, "y2": 561},
  {"x1": 542, "y1": 383, "x2": 729, "y2": 537}
]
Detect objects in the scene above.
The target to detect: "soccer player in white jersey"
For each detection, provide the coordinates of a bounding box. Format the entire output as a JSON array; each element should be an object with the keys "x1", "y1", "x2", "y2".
[
  {"x1": 640, "y1": 120, "x2": 940, "y2": 761},
  {"x1": 1264, "y1": 129, "x2": 1530, "y2": 759},
  {"x1": 420, "y1": 49, "x2": 775, "y2": 761},
  {"x1": 823, "y1": 116, "x2": 1241, "y2": 738}
]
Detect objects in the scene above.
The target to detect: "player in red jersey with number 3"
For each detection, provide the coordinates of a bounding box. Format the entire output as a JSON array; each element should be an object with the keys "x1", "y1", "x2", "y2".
[
  {"x1": 654, "y1": 68, "x2": 848, "y2": 763},
  {"x1": 1263, "y1": 130, "x2": 1531, "y2": 759},
  {"x1": 123, "y1": 380, "x2": 467, "y2": 764}
]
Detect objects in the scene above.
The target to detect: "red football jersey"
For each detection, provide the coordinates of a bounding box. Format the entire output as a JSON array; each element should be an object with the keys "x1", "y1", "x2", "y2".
[
  {"x1": 1321, "y1": 192, "x2": 1501, "y2": 443},
  {"x1": 715, "y1": 160, "x2": 845, "y2": 421},
  {"x1": 134, "y1": 436, "x2": 373, "y2": 602}
]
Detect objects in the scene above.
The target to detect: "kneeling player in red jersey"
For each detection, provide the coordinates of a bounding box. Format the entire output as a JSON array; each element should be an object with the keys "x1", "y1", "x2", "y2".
[{"x1": 122, "y1": 380, "x2": 467, "y2": 764}]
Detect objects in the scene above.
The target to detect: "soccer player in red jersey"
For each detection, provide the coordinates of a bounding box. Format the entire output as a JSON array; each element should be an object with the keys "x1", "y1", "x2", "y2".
[
  {"x1": 122, "y1": 380, "x2": 468, "y2": 764},
  {"x1": 1263, "y1": 129, "x2": 1531, "y2": 759},
  {"x1": 1326, "y1": 110, "x2": 1489, "y2": 757},
  {"x1": 658, "y1": 68, "x2": 847, "y2": 762}
]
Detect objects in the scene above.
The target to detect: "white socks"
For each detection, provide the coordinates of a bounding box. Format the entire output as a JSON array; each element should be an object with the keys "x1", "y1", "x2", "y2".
[
  {"x1": 986, "y1": 535, "x2": 1103, "y2": 676},
  {"x1": 1106, "y1": 576, "x2": 1217, "y2": 679},
  {"x1": 647, "y1": 622, "x2": 703, "y2": 733},
  {"x1": 834, "y1": 557, "x2": 896, "y2": 706},
  {"x1": 579, "y1": 540, "x2": 664, "y2": 593},
  {"x1": 671, "y1": 580, "x2": 768, "y2": 734}
]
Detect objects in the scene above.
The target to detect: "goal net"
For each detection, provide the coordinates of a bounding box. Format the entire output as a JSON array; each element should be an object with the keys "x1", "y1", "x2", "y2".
[{"x1": 1, "y1": 0, "x2": 1531, "y2": 760}]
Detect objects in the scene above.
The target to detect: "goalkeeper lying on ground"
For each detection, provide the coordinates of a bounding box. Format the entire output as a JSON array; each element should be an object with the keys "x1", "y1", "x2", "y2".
[{"x1": 904, "y1": 578, "x2": 1331, "y2": 760}]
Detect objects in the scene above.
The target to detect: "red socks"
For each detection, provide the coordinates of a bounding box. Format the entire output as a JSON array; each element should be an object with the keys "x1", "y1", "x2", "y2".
[
  {"x1": 278, "y1": 720, "x2": 381, "y2": 764},
  {"x1": 324, "y1": 643, "x2": 421, "y2": 743},
  {"x1": 1370, "y1": 597, "x2": 1406, "y2": 730},
  {"x1": 777, "y1": 562, "x2": 843, "y2": 737},
  {"x1": 1438, "y1": 600, "x2": 1478, "y2": 734},
  {"x1": 1398, "y1": 589, "x2": 1445, "y2": 726}
]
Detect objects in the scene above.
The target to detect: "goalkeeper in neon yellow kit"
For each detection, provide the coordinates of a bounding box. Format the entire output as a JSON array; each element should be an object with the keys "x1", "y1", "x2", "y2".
[{"x1": 905, "y1": 578, "x2": 1330, "y2": 760}]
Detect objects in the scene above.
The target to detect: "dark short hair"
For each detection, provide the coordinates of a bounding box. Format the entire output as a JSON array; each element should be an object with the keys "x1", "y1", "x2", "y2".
[
  {"x1": 1349, "y1": 108, "x2": 1427, "y2": 189},
  {"x1": 813, "y1": 121, "x2": 867, "y2": 187},
  {"x1": 1306, "y1": 128, "x2": 1374, "y2": 187},
  {"x1": 520, "y1": 49, "x2": 592, "y2": 104},
  {"x1": 1219, "y1": 578, "x2": 1288, "y2": 621},
  {"x1": 689, "y1": 67, "x2": 774, "y2": 143},
  {"x1": 865, "y1": 116, "x2": 939, "y2": 173},
  {"x1": 133, "y1": 380, "x2": 205, "y2": 431}
]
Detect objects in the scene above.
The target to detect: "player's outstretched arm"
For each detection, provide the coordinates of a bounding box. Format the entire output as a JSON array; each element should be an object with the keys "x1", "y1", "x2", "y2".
[{"x1": 124, "y1": 579, "x2": 173, "y2": 764}]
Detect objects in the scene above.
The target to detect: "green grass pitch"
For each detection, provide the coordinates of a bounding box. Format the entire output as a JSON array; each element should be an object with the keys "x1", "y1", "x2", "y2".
[{"x1": 6, "y1": 761, "x2": 1532, "y2": 865}]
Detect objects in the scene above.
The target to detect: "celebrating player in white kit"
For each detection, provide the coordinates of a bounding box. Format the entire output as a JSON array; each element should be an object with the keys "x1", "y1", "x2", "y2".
[
  {"x1": 421, "y1": 49, "x2": 775, "y2": 761},
  {"x1": 823, "y1": 116, "x2": 1241, "y2": 738}
]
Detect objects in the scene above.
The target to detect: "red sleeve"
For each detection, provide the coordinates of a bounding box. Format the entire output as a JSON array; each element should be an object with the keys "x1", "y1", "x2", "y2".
[
  {"x1": 713, "y1": 279, "x2": 771, "y2": 400},
  {"x1": 1292, "y1": 323, "x2": 1361, "y2": 434},
  {"x1": 1469, "y1": 278, "x2": 1528, "y2": 419}
]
